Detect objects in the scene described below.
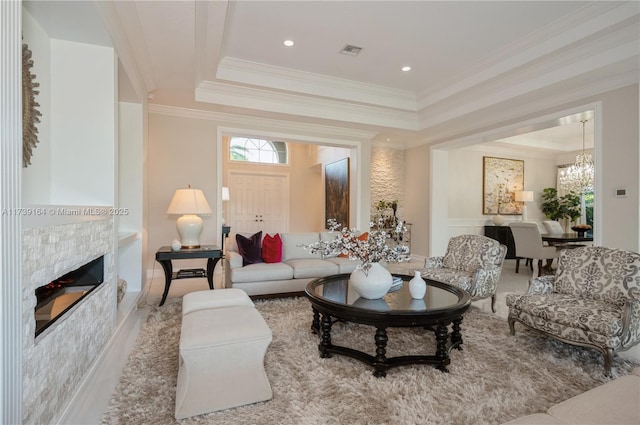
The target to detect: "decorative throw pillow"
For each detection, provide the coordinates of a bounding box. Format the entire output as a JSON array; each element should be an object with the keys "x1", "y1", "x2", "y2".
[
  {"x1": 236, "y1": 231, "x2": 263, "y2": 266},
  {"x1": 339, "y1": 232, "x2": 368, "y2": 258},
  {"x1": 262, "y1": 233, "x2": 282, "y2": 263}
]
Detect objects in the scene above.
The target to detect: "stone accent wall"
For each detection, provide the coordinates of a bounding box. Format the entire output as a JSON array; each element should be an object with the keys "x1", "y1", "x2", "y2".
[
  {"x1": 22, "y1": 217, "x2": 115, "y2": 425},
  {"x1": 371, "y1": 146, "x2": 406, "y2": 219}
]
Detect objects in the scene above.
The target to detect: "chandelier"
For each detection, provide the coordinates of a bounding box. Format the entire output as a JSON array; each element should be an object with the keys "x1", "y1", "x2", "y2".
[{"x1": 559, "y1": 119, "x2": 594, "y2": 194}]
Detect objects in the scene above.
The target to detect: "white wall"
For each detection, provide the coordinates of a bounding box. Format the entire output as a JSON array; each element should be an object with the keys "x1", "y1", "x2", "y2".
[
  {"x1": 49, "y1": 39, "x2": 116, "y2": 206},
  {"x1": 404, "y1": 144, "x2": 430, "y2": 257},
  {"x1": 148, "y1": 113, "x2": 219, "y2": 262},
  {"x1": 598, "y1": 86, "x2": 639, "y2": 251},
  {"x1": 22, "y1": 9, "x2": 51, "y2": 204},
  {"x1": 448, "y1": 148, "x2": 557, "y2": 224},
  {"x1": 118, "y1": 102, "x2": 144, "y2": 291}
]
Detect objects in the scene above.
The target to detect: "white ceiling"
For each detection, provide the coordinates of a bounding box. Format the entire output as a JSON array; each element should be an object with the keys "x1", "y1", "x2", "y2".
[{"x1": 23, "y1": 1, "x2": 639, "y2": 151}]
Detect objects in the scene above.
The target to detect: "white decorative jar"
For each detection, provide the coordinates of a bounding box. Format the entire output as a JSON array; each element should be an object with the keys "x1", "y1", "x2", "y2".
[
  {"x1": 349, "y1": 262, "x2": 393, "y2": 299},
  {"x1": 171, "y1": 239, "x2": 182, "y2": 251},
  {"x1": 409, "y1": 270, "x2": 427, "y2": 299},
  {"x1": 492, "y1": 214, "x2": 505, "y2": 226}
]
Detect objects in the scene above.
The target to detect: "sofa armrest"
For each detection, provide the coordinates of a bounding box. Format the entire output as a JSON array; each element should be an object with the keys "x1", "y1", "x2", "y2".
[
  {"x1": 227, "y1": 251, "x2": 244, "y2": 269},
  {"x1": 528, "y1": 275, "x2": 556, "y2": 295},
  {"x1": 424, "y1": 256, "x2": 444, "y2": 268},
  {"x1": 621, "y1": 298, "x2": 640, "y2": 348},
  {"x1": 471, "y1": 264, "x2": 501, "y2": 298}
]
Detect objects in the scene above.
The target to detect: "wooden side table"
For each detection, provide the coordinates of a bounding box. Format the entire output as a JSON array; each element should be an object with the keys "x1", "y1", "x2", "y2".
[{"x1": 155, "y1": 245, "x2": 223, "y2": 306}]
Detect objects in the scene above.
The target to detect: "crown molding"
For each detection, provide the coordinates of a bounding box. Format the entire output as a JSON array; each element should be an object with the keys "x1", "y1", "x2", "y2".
[
  {"x1": 148, "y1": 104, "x2": 378, "y2": 142},
  {"x1": 216, "y1": 57, "x2": 417, "y2": 111},
  {"x1": 416, "y1": 1, "x2": 639, "y2": 110},
  {"x1": 195, "y1": 80, "x2": 419, "y2": 130},
  {"x1": 194, "y1": 0, "x2": 228, "y2": 86},
  {"x1": 97, "y1": 1, "x2": 156, "y2": 97},
  {"x1": 95, "y1": 2, "x2": 147, "y2": 101},
  {"x1": 418, "y1": 37, "x2": 639, "y2": 132}
]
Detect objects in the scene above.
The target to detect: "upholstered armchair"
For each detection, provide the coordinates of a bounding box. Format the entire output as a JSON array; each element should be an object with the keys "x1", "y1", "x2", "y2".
[
  {"x1": 506, "y1": 246, "x2": 640, "y2": 376},
  {"x1": 419, "y1": 235, "x2": 507, "y2": 312}
]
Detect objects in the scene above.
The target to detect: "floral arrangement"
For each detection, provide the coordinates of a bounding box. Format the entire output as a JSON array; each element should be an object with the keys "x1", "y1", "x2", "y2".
[{"x1": 304, "y1": 218, "x2": 410, "y2": 274}]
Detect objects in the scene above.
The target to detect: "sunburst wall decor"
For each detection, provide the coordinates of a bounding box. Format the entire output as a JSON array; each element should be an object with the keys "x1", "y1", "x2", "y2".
[{"x1": 22, "y1": 41, "x2": 41, "y2": 167}]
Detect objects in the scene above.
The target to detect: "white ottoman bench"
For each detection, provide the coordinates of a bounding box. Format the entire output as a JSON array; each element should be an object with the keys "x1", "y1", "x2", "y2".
[
  {"x1": 175, "y1": 305, "x2": 273, "y2": 419},
  {"x1": 182, "y1": 288, "x2": 253, "y2": 316}
]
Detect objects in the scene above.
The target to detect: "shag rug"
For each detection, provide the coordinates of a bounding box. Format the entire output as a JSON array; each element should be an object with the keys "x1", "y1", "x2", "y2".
[{"x1": 102, "y1": 296, "x2": 637, "y2": 425}]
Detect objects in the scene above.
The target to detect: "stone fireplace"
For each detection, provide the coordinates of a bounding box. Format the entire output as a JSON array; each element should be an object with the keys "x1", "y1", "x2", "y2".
[
  {"x1": 34, "y1": 255, "x2": 105, "y2": 337},
  {"x1": 22, "y1": 214, "x2": 115, "y2": 425}
]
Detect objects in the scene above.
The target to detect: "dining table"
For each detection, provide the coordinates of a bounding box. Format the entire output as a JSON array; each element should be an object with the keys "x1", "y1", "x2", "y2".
[{"x1": 542, "y1": 233, "x2": 593, "y2": 244}]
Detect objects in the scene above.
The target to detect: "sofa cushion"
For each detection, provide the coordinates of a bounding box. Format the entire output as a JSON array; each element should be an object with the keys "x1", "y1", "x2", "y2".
[
  {"x1": 442, "y1": 235, "x2": 500, "y2": 272},
  {"x1": 553, "y1": 247, "x2": 640, "y2": 306},
  {"x1": 320, "y1": 231, "x2": 340, "y2": 258},
  {"x1": 547, "y1": 374, "x2": 640, "y2": 425},
  {"x1": 285, "y1": 259, "x2": 339, "y2": 279},
  {"x1": 236, "y1": 231, "x2": 263, "y2": 266},
  {"x1": 501, "y1": 413, "x2": 566, "y2": 424},
  {"x1": 325, "y1": 257, "x2": 361, "y2": 273},
  {"x1": 507, "y1": 293, "x2": 624, "y2": 348},
  {"x1": 281, "y1": 233, "x2": 322, "y2": 261},
  {"x1": 262, "y1": 233, "x2": 282, "y2": 263},
  {"x1": 230, "y1": 262, "x2": 294, "y2": 283},
  {"x1": 421, "y1": 268, "x2": 474, "y2": 292}
]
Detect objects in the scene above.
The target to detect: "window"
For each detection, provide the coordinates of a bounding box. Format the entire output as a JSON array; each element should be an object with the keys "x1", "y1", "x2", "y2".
[{"x1": 229, "y1": 137, "x2": 288, "y2": 164}]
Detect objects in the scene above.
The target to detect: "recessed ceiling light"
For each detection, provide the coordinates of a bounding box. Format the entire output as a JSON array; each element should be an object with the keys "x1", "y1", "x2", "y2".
[
  {"x1": 283, "y1": 40, "x2": 295, "y2": 47},
  {"x1": 402, "y1": 66, "x2": 411, "y2": 72}
]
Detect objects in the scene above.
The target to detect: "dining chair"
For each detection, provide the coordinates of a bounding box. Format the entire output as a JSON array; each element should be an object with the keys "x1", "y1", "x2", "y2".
[
  {"x1": 542, "y1": 220, "x2": 564, "y2": 234},
  {"x1": 509, "y1": 222, "x2": 560, "y2": 276}
]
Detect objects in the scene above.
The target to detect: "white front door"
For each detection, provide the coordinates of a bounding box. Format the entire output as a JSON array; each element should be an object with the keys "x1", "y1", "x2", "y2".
[{"x1": 228, "y1": 172, "x2": 289, "y2": 234}]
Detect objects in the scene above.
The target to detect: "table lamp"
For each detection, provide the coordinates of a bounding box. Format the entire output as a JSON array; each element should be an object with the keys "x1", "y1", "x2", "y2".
[
  {"x1": 515, "y1": 191, "x2": 534, "y2": 221},
  {"x1": 166, "y1": 185, "x2": 212, "y2": 248},
  {"x1": 221, "y1": 186, "x2": 230, "y2": 225}
]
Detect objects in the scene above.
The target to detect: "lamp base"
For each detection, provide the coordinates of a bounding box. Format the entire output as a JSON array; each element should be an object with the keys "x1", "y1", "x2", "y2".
[
  {"x1": 521, "y1": 205, "x2": 528, "y2": 222},
  {"x1": 176, "y1": 214, "x2": 203, "y2": 248}
]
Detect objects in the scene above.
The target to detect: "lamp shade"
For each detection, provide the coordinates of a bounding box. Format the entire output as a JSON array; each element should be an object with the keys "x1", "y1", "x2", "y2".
[
  {"x1": 166, "y1": 188, "x2": 212, "y2": 215},
  {"x1": 222, "y1": 187, "x2": 230, "y2": 201},
  {"x1": 515, "y1": 191, "x2": 534, "y2": 203}
]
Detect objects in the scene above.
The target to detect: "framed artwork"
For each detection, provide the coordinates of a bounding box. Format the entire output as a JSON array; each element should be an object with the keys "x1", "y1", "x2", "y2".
[
  {"x1": 482, "y1": 156, "x2": 524, "y2": 215},
  {"x1": 325, "y1": 158, "x2": 350, "y2": 228}
]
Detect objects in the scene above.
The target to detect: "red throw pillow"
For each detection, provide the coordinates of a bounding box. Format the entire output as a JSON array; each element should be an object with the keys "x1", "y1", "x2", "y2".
[
  {"x1": 236, "y1": 231, "x2": 263, "y2": 266},
  {"x1": 339, "y1": 232, "x2": 368, "y2": 258},
  {"x1": 262, "y1": 233, "x2": 282, "y2": 263}
]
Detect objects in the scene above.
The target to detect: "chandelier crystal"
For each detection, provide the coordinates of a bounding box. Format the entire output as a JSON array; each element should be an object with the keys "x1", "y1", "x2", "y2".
[{"x1": 559, "y1": 120, "x2": 594, "y2": 194}]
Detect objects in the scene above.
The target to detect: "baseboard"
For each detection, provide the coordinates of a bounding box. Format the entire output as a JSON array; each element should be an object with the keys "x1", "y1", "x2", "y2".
[{"x1": 55, "y1": 291, "x2": 146, "y2": 425}]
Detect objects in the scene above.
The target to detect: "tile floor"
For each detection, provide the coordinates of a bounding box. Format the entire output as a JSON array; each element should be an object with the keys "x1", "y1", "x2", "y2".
[{"x1": 68, "y1": 259, "x2": 533, "y2": 424}]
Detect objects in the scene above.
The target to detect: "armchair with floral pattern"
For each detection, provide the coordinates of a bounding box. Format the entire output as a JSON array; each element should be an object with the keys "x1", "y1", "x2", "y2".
[
  {"x1": 418, "y1": 235, "x2": 507, "y2": 312},
  {"x1": 506, "y1": 246, "x2": 640, "y2": 375}
]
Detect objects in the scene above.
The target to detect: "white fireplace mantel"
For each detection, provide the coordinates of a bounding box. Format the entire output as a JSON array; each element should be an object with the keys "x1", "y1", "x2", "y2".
[{"x1": 21, "y1": 204, "x2": 113, "y2": 228}]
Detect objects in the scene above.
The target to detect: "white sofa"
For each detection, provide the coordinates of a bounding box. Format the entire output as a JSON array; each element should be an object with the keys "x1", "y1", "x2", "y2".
[
  {"x1": 224, "y1": 232, "x2": 361, "y2": 296},
  {"x1": 502, "y1": 367, "x2": 640, "y2": 424}
]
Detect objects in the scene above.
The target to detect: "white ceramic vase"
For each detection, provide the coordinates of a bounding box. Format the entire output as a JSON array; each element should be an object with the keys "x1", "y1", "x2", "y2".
[
  {"x1": 492, "y1": 214, "x2": 505, "y2": 226},
  {"x1": 349, "y1": 262, "x2": 393, "y2": 299},
  {"x1": 409, "y1": 270, "x2": 427, "y2": 299}
]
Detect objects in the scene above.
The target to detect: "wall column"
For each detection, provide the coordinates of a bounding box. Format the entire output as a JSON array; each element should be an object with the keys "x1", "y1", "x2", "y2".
[{"x1": 0, "y1": 1, "x2": 24, "y2": 423}]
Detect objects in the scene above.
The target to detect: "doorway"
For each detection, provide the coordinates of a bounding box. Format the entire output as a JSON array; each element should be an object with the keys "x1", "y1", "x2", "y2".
[{"x1": 228, "y1": 171, "x2": 289, "y2": 234}]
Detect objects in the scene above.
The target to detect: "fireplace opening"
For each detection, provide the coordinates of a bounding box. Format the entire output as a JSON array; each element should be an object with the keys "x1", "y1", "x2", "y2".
[{"x1": 35, "y1": 256, "x2": 104, "y2": 337}]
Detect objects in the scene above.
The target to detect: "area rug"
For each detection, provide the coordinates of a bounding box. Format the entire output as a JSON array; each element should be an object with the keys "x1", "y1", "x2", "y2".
[{"x1": 101, "y1": 296, "x2": 637, "y2": 425}]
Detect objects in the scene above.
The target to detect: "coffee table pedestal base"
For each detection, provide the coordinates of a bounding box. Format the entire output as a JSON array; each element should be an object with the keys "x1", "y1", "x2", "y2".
[{"x1": 312, "y1": 309, "x2": 464, "y2": 377}]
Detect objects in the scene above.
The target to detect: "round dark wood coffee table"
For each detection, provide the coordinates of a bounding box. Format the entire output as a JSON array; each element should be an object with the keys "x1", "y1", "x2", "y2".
[{"x1": 305, "y1": 273, "x2": 471, "y2": 377}]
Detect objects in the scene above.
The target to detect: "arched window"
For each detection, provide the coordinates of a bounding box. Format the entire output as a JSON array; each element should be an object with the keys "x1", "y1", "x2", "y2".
[{"x1": 229, "y1": 137, "x2": 288, "y2": 164}]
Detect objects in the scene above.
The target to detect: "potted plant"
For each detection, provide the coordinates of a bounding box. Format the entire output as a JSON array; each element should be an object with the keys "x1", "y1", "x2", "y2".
[{"x1": 540, "y1": 188, "x2": 582, "y2": 226}]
